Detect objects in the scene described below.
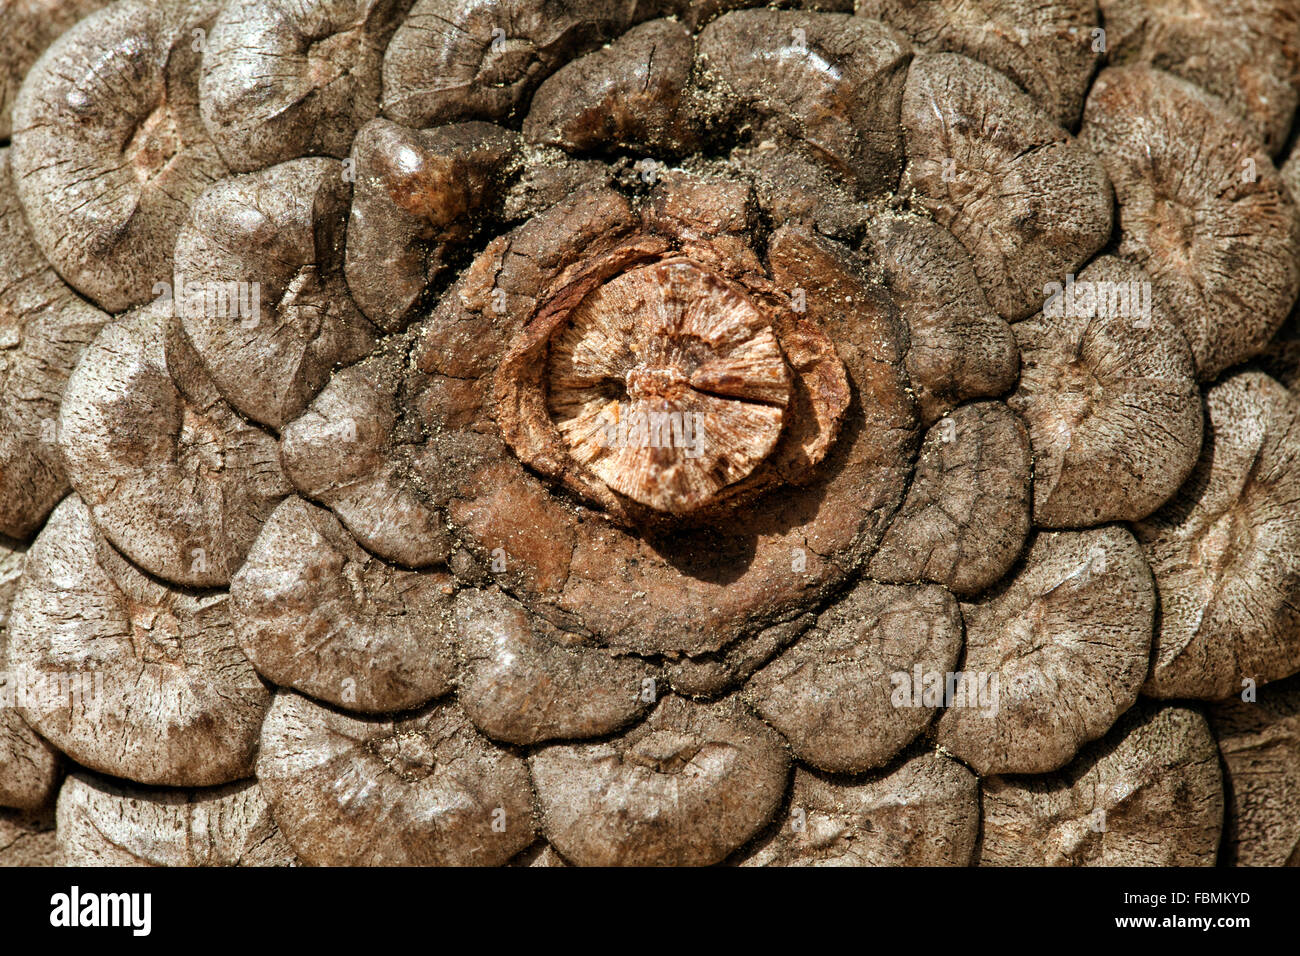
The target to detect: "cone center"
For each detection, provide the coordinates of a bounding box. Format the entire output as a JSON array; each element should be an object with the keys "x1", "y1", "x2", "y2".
[{"x1": 546, "y1": 259, "x2": 792, "y2": 514}]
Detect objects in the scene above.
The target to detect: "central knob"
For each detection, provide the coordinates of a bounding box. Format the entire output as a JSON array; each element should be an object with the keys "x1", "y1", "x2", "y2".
[
  {"x1": 625, "y1": 365, "x2": 687, "y2": 398},
  {"x1": 546, "y1": 259, "x2": 792, "y2": 514}
]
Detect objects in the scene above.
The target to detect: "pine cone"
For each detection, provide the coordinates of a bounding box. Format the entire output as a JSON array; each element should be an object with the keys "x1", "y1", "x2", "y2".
[{"x1": 2, "y1": 0, "x2": 1300, "y2": 868}]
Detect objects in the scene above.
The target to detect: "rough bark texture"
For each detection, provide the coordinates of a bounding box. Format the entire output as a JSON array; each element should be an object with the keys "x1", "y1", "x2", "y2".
[
  {"x1": 231, "y1": 496, "x2": 457, "y2": 713},
  {"x1": 524, "y1": 18, "x2": 701, "y2": 156},
  {"x1": 731, "y1": 142, "x2": 872, "y2": 242},
  {"x1": 665, "y1": 615, "x2": 813, "y2": 698},
  {"x1": 1098, "y1": 0, "x2": 1300, "y2": 155},
  {"x1": 0, "y1": 149, "x2": 110, "y2": 540},
  {"x1": 1284, "y1": 142, "x2": 1300, "y2": 208},
  {"x1": 381, "y1": 0, "x2": 641, "y2": 128},
  {"x1": 0, "y1": 0, "x2": 113, "y2": 140},
  {"x1": 406, "y1": 184, "x2": 914, "y2": 658},
  {"x1": 862, "y1": 211, "x2": 1019, "y2": 425},
  {"x1": 856, "y1": 0, "x2": 1099, "y2": 128},
  {"x1": 901, "y1": 52, "x2": 1113, "y2": 321},
  {"x1": 174, "y1": 157, "x2": 377, "y2": 429},
  {"x1": 0, "y1": 534, "x2": 61, "y2": 810},
  {"x1": 455, "y1": 586, "x2": 655, "y2": 744},
  {"x1": 697, "y1": 12, "x2": 912, "y2": 197},
  {"x1": 279, "y1": 348, "x2": 450, "y2": 569},
  {"x1": 0, "y1": 808, "x2": 59, "y2": 866},
  {"x1": 58, "y1": 302, "x2": 290, "y2": 587},
  {"x1": 346, "y1": 119, "x2": 518, "y2": 330},
  {"x1": 200, "y1": 0, "x2": 412, "y2": 172}
]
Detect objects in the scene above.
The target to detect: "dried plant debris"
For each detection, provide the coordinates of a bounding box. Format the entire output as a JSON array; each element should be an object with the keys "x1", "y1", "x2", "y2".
[
  {"x1": 936, "y1": 526, "x2": 1155, "y2": 775},
  {"x1": 6, "y1": 495, "x2": 270, "y2": 786},
  {"x1": 739, "y1": 751, "x2": 979, "y2": 866},
  {"x1": 199, "y1": 0, "x2": 412, "y2": 173},
  {"x1": 58, "y1": 303, "x2": 289, "y2": 588},
  {"x1": 231, "y1": 496, "x2": 457, "y2": 714},
  {"x1": 9, "y1": 0, "x2": 228, "y2": 314},
  {"x1": 381, "y1": 0, "x2": 639, "y2": 128},
  {"x1": 900, "y1": 52, "x2": 1113, "y2": 322},
  {"x1": 0, "y1": 149, "x2": 109, "y2": 541},
  {"x1": 1135, "y1": 371, "x2": 1300, "y2": 700},
  {"x1": 174, "y1": 156, "x2": 377, "y2": 429},
  {"x1": 1208, "y1": 674, "x2": 1300, "y2": 866},
  {"x1": 747, "y1": 580, "x2": 962, "y2": 773},
  {"x1": 979, "y1": 703, "x2": 1224, "y2": 866},
  {"x1": 1009, "y1": 256, "x2": 1203, "y2": 527},
  {"x1": 455, "y1": 586, "x2": 655, "y2": 744},
  {"x1": 57, "y1": 771, "x2": 295, "y2": 867},
  {"x1": 530, "y1": 695, "x2": 789, "y2": 866},
  {"x1": 862, "y1": 212, "x2": 1019, "y2": 425},
  {"x1": 346, "y1": 119, "x2": 518, "y2": 330},
  {"x1": 869, "y1": 402, "x2": 1031, "y2": 596},
  {"x1": 524, "y1": 18, "x2": 700, "y2": 156},
  {"x1": 1080, "y1": 66, "x2": 1300, "y2": 381},
  {"x1": 856, "y1": 0, "x2": 1098, "y2": 129},
  {"x1": 1098, "y1": 0, "x2": 1300, "y2": 155},
  {"x1": 279, "y1": 355, "x2": 449, "y2": 569},
  {"x1": 0, "y1": 535, "x2": 61, "y2": 811},
  {"x1": 257, "y1": 690, "x2": 536, "y2": 866},
  {"x1": 0, "y1": 807, "x2": 59, "y2": 866},
  {"x1": 697, "y1": 11, "x2": 911, "y2": 197},
  {"x1": 420, "y1": 184, "x2": 638, "y2": 382}
]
